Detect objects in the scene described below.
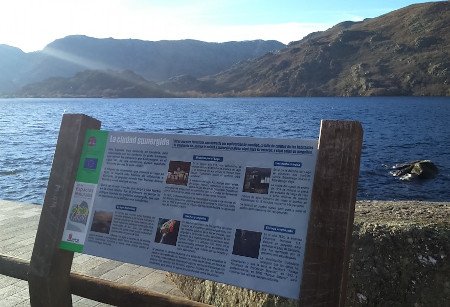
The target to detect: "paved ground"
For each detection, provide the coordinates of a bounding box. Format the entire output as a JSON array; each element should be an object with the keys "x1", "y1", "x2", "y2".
[{"x1": 0, "y1": 200, "x2": 186, "y2": 306}]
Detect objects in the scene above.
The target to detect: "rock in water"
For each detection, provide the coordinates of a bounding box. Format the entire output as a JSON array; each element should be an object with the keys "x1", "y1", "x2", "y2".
[
  {"x1": 391, "y1": 160, "x2": 438, "y2": 180},
  {"x1": 411, "y1": 160, "x2": 439, "y2": 179}
]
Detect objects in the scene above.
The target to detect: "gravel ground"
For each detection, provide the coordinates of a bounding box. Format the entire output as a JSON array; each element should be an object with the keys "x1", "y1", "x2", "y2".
[
  {"x1": 348, "y1": 200, "x2": 449, "y2": 306},
  {"x1": 355, "y1": 200, "x2": 449, "y2": 226}
]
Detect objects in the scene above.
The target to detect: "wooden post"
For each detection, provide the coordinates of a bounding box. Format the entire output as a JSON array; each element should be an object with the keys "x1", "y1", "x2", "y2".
[
  {"x1": 300, "y1": 120, "x2": 363, "y2": 306},
  {"x1": 29, "y1": 114, "x2": 101, "y2": 306}
]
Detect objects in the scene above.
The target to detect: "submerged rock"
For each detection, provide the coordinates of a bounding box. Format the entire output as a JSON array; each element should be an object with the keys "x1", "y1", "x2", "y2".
[{"x1": 390, "y1": 160, "x2": 438, "y2": 180}]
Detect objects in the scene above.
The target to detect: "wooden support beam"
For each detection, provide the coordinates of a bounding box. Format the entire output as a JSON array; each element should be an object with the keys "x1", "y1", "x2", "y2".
[
  {"x1": 0, "y1": 254, "x2": 29, "y2": 281},
  {"x1": 0, "y1": 254, "x2": 210, "y2": 307},
  {"x1": 300, "y1": 120, "x2": 363, "y2": 306},
  {"x1": 70, "y1": 273, "x2": 211, "y2": 307},
  {"x1": 28, "y1": 114, "x2": 101, "y2": 307}
]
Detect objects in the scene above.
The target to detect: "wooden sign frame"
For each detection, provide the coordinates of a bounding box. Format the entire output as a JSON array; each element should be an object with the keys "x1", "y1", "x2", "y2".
[
  {"x1": 26, "y1": 114, "x2": 362, "y2": 306},
  {"x1": 300, "y1": 120, "x2": 363, "y2": 306}
]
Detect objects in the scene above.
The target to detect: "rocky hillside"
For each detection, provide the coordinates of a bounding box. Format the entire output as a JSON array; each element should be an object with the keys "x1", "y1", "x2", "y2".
[
  {"x1": 16, "y1": 69, "x2": 172, "y2": 98},
  {"x1": 0, "y1": 37, "x2": 284, "y2": 94},
  {"x1": 166, "y1": 2, "x2": 449, "y2": 96}
]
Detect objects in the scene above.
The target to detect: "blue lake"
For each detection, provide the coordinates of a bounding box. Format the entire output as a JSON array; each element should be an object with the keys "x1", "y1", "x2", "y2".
[{"x1": 0, "y1": 97, "x2": 449, "y2": 204}]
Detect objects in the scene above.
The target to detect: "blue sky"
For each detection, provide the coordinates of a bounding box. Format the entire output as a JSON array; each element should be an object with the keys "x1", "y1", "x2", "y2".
[{"x1": 0, "y1": 0, "x2": 440, "y2": 52}]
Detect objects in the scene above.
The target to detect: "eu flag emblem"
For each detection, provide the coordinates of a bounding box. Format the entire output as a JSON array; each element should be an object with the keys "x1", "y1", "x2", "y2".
[{"x1": 84, "y1": 158, "x2": 98, "y2": 170}]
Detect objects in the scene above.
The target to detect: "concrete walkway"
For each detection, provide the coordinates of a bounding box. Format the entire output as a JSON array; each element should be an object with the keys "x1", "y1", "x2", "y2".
[{"x1": 0, "y1": 200, "x2": 186, "y2": 306}]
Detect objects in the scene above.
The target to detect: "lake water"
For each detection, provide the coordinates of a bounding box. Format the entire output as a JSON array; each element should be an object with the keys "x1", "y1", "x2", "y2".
[{"x1": 0, "y1": 97, "x2": 449, "y2": 204}]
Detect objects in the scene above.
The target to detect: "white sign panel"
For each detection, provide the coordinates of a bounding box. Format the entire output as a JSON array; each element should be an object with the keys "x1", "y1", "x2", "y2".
[{"x1": 61, "y1": 130, "x2": 318, "y2": 299}]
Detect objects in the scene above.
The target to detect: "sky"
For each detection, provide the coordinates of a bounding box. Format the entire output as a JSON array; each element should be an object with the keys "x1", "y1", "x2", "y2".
[{"x1": 0, "y1": 0, "x2": 438, "y2": 52}]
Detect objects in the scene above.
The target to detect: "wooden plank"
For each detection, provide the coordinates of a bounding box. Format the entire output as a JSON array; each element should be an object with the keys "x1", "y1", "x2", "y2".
[
  {"x1": 299, "y1": 120, "x2": 363, "y2": 306},
  {"x1": 0, "y1": 254, "x2": 29, "y2": 281},
  {"x1": 70, "y1": 273, "x2": 212, "y2": 307},
  {"x1": 28, "y1": 114, "x2": 101, "y2": 306},
  {"x1": 0, "y1": 254, "x2": 211, "y2": 306}
]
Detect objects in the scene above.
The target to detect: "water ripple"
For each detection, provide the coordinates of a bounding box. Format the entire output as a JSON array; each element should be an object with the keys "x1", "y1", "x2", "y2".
[{"x1": 0, "y1": 97, "x2": 449, "y2": 204}]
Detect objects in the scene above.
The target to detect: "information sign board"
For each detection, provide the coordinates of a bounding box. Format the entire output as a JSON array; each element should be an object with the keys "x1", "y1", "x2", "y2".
[{"x1": 60, "y1": 130, "x2": 317, "y2": 299}]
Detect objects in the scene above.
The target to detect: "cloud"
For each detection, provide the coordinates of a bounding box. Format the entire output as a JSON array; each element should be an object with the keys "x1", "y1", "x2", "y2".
[{"x1": 340, "y1": 13, "x2": 365, "y2": 22}]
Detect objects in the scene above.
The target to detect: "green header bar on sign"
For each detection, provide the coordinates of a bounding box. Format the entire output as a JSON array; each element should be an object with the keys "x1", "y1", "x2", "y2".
[
  {"x1": 75, "y1": 130, "x2": 108, "y2": 184},
  {"x1": 59, "y1": 241, "x2": 84, "y2": 253}
]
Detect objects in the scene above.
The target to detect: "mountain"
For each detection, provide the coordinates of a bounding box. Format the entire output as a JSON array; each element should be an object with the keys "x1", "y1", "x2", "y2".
[
  {"x1": 0, "y1": 45, "x2": 30, "y2": 93},
  {"x1": 165, "y1": 2, "x2": 449, "y2": 96},
  {"x1": 0, "y1": 37, "x2": 284, "y2": 94},
  {"x1": 5, "y1": 2, "x2": 448, "y2": 98},
  {"x1": 16, "y1": 69, "x2": 173, "y2": 98}
]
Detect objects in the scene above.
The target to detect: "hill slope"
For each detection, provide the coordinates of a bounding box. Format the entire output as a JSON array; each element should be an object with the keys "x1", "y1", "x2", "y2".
[
  {"x1": 169, "y1": 2, "x2": 449, "y2": 96},
  {"x1": 0, "y1": 45, "x2": 30, "y2": 93},
  {"x1": 16, "y1": 70, "x2": 172, "y2": 98},
  {"x1": 0, "y1": 37, "x2": 284, "y2": 94}
]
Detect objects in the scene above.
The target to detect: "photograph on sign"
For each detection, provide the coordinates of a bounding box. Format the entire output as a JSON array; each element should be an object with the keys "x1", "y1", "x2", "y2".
[
  {"x1": 242, "y1": 167, "x2": 271, "y2": 194},
  {"x1": 90, "y1": 211, "x2": 113, "y2": 234},
  {"x1": 155, "y1": 218, "x2": 181, "y2": 246},
  {"x1": 232, "y1": 229, "x2": 262, "y2": 259},
  {"x1": 166, "y1": 160, "x2": 191, "y2": 186}
]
